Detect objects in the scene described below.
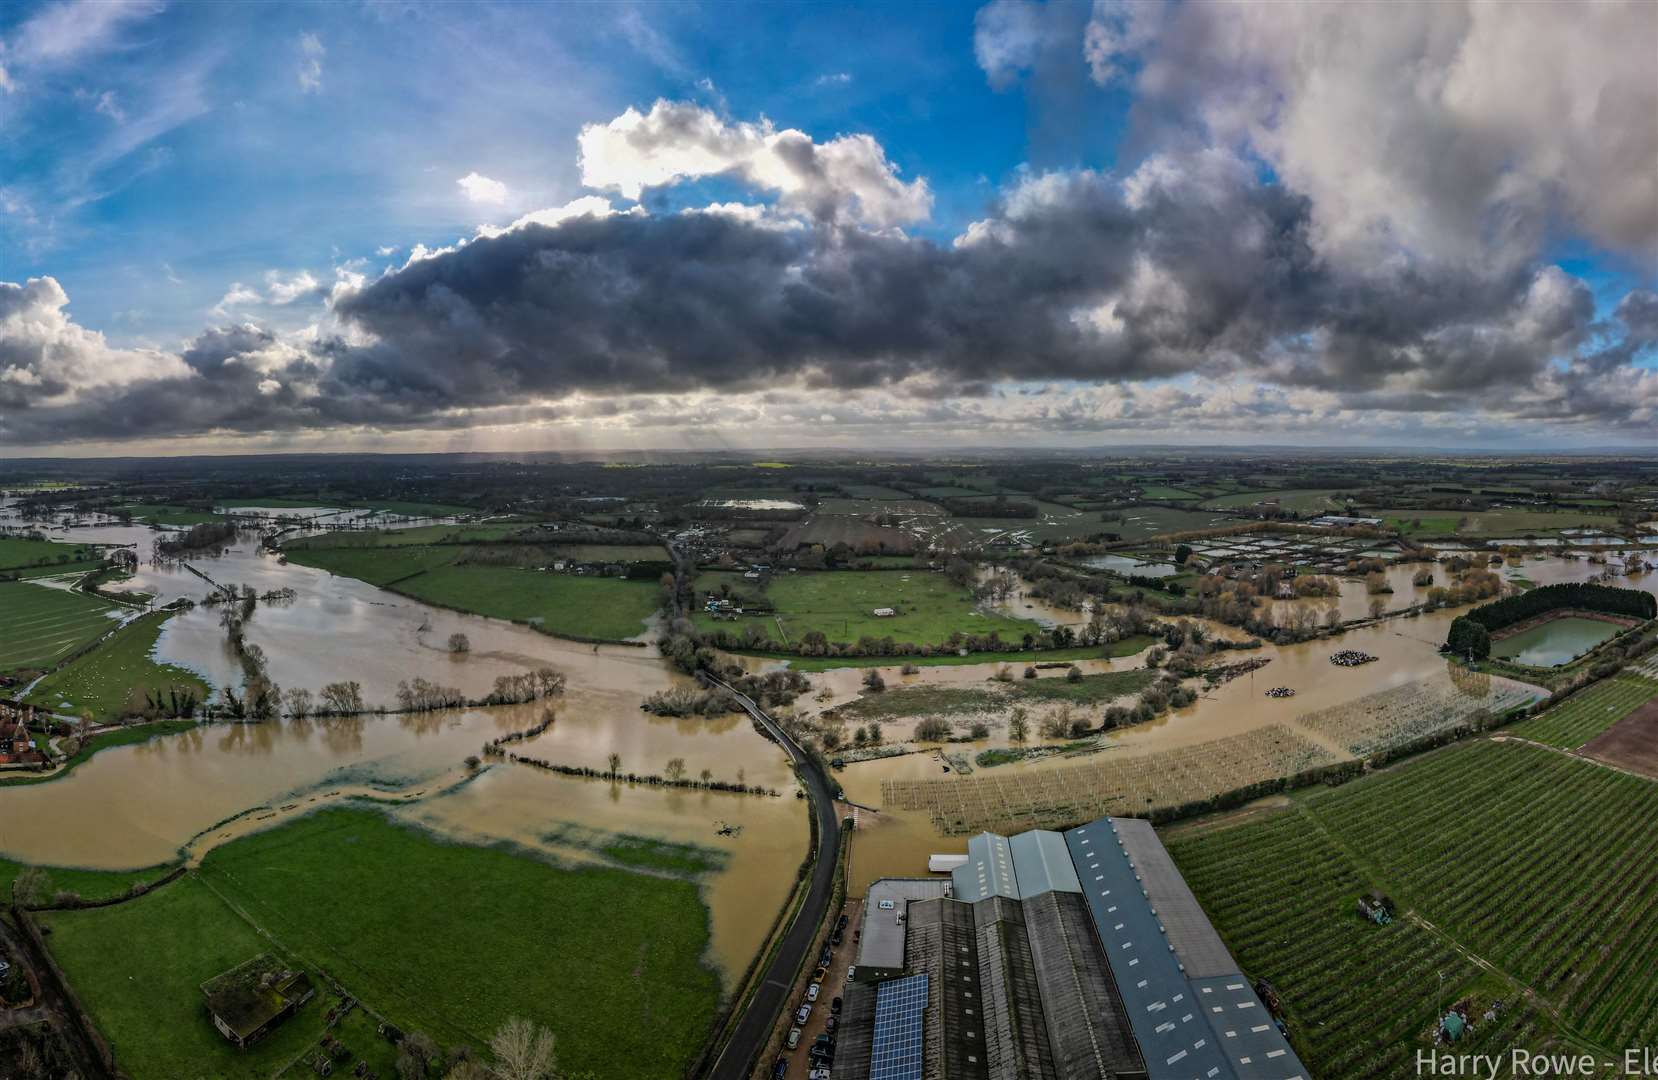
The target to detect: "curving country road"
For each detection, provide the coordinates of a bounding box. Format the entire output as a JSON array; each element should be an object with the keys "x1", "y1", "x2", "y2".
[{"x1": 704, "y1": 673, "x2": 842, "y2": 1080}]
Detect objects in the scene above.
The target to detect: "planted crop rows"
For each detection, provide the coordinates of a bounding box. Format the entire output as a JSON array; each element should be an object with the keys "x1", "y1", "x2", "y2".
[
  {"x1": 1166, "y1": 810, "x2": 1567, "y2": 1078},
  {"x1": 1295, "y1": 678, "x2": 1542, "y2": 756},
  {"x1": 1507, "y1": 674, "x2": 1658, "y2": 749},
  {"x1": 882, "y1": 724, "x2": 1341, "y2": 834}
]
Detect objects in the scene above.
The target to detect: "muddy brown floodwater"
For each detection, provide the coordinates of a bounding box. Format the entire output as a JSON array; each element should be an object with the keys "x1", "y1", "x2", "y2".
[
  {"x1": 0, "y1": 518, "x2": 809, "y2": 988},
  {"x1": 826, "y1": 602, "x2": 1548, "y2": 894}
]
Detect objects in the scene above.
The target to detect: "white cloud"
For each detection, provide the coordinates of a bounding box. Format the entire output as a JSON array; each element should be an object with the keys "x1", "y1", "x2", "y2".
[
  {"x1": 297, "y1": 31, "x2": 324, "y2": 93},
  {"x1": 264, "y1": 269, "x2": 321, "y2": 305},
  {"x1": 92, "y1": 89, "x2": 125, "y2": 122},
  {"x1": 456, "y1": 171, "x2": 509, "y2": 205},
  {"x1": 1079, "y1": 0, "x2": 1658, "y2": 265},
  {"x1": 8, "y1": 0, "x2": 163, "y2": 67},
  {"x1": 1, "y1": 276, "x2": 187, "y2": 403},
  {"x1": 375, "y1": 245, "x2": 399, "y2": 257},
  {"x1": 0, "y1": 63, "x2": 13, "y2": 94},
  {"x1": 578, "y1": 100, "x2": 932, "y2": 228},
  {"x1": 473, "y1": 196, "x2": 622, "y2": 240},
  {"x1": 212, "y1": 282, "x2": 262, "y2": 316},
  {"x1": 815, "y1": 72, "x2": 853, "y2": 87}
]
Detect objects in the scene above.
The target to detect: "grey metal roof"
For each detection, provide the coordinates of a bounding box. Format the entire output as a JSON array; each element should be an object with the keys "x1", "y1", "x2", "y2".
[
  {"x1": 1063, "y1": 818, "x2": 1310, "y2": 1080},
  {"x1": 860, "y1": 878, "x2": 955, "y2": 974},
  {"x1": 953, "y1": 832, "x2": 1019, "y2": 903},
  {"x1": 1008, "y1": 829, "x2": 1082, "y2": 900},
  {"x1": 1113, "y1": 818, "x2": 1236, "y2": 978}
]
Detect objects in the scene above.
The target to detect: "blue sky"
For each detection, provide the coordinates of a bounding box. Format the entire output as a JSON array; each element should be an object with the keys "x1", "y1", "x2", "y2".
[
  {"x1": 3, "y1": 2, "x2": 1056, "y2": 341},
  {"x1": 0, "y1": 0, "x2": 1653, "y2": 453}
]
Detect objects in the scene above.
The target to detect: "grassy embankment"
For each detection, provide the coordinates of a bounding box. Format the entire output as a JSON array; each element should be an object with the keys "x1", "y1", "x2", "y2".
[
  {"x1": 26, "y1": 610, "x2": 210, "y2": 722},
  {"x1": 1366, "y1": 508, "x2": 1623, "y2": 537},
  {"x1": 1167, "y1": 739, "x2": 1658, "y2": 1077},
  {"x1": 40, "y1": 806, "x2": 721, "y2": 1079},
  {"x1": 0, "y1": 580, "x2": 121, "y2": 675}
]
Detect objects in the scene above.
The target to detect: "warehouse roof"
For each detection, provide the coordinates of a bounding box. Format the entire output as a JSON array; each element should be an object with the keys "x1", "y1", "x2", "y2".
[
  {"x1": 1064, "y1": 818, "x2": 1309, "y2": 1080},
  {"x1": 1114, "y1": 817, "x2": 1236, "y2": 978},
  {"x1": 951, "y1": 831, "x2": 1018, "y2": 902},
  {"x1": 858, "y1": 878, "x2": 953, "y2": 975},
  {"x1": 1008, "y1": 827, "x2": 1082, "y2": 899}
]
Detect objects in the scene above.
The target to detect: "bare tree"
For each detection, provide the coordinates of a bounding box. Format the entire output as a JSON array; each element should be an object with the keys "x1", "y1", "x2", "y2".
[
  {"x1": 607, "y1": 752, "x2": 622, "y2": 778},
  {"x1": 664, "y1": 757, "x2": 687, "y2": 782},
  {"x1": 489, "y1": 1016, "x2": 559, "y2": 1080},
  {"x1": 12, "y1": 866, "x2": 47, "y2": 908},
  {"x1": 448, "y1": 632, "x2": 472, "y2": 655}
]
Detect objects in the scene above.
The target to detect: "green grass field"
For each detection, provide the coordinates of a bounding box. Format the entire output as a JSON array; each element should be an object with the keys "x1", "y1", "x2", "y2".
[
  {"x1": 41, "y1": 807, "x2": 720, "y2": 1079},
  {"x1": 0, "y1": 581, "x2": 122, "y2": 674},
  {"x1": 284, "y1": 523, "x2": 526, "y2": 549},
  {"x1": 1137, "y1": 485, "x2": 1202, "y2": 501},
  {"x1": 695, "y1": 569, "x2": 1040, "y2": 646},
  {"x1": 351, "y1": 499, "x2": 475, "y2": 517},
  {"x1": 393, "y1": 565, "x2": 660, "y2": 640},
  {"x1": 282, "y1": 543, "x2": 462, "y2": 584},
  {"x1": 1167, "y1": 739, "x2": 1658, "y2": 1076},
  {"x1": 1112, "y1": 506, "x2": 1238, "y2": 540},
  {"x1": 1506, "y1": 674, "x2": 1658, "y2": 749},
  {"x1": 1202, "y1": 488, "x2": 1350, "y2": 512},
  {"x1": 0, "y1": 720, "x2": 199, "y2": 788},
  {"x1": 1367, "y1": 508, "x2": 1623, "y2": 537},
  {"x1": 0, "y1": 858, "x2": 177, "y2": 907},
  {"x1": 0, "y1": 536, "x2": 103, "y2": 571},
  {"x1": 26, "y1": 611, "x2": 210, "y2": 722},
  {"x1": 114, "y1": 502, "x2": 228, "y2": 526},
  {"x1": 837, "y1": 668, "x2": 1155, "y2": 721}
]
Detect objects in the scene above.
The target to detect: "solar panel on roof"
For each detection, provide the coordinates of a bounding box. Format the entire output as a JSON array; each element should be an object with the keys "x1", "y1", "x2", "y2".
[{"x1": 870, "y1": 973, "x2": 928, "y2": 1080}]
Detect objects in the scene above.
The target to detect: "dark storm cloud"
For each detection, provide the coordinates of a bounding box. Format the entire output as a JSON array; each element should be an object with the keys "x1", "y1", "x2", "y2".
[{"x1": 1, "y1": 156, "x2": 1653, "y2": 444}]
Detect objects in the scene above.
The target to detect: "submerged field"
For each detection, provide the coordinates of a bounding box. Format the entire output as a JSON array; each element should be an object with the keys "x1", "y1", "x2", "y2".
[
  {"x1": 0, "y1": 581, "x2": 121, "y2": 674},
  {"x1": 1166, "y1": 739, "x2": 1658, "y2": 1078},
  {"x1": 41, "y1": 806, "x2": 721, "y2": 1079}
]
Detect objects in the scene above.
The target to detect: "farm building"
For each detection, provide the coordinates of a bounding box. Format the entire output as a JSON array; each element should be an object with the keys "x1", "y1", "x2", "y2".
[
  {"x1": 836, "y1": 817, "x2": 1309, "y2": 1080},
  {"x1": 201, "y1": 954, "x2": 315, "y2": 1049},
  {"x1": 0, "y1": 700, "x2": 44, "y2": 765},
  {"x1": 873, "y1": 607, "x2": 897, "y2": 618}
]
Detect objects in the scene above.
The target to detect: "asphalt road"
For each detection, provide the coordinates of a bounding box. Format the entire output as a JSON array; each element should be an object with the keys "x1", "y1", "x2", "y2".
[{"x1": 704, "y1": 675, "x2": 843, "y2": 1080}]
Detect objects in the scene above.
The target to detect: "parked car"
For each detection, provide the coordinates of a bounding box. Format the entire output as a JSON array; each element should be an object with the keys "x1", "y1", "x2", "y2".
[
  {"x1": 831, "y1": 996, "x2": 843, "y2": 1014},
  {"x1": 813, "y1": 1033, "x2": 834, "y2": 1049},
  {"x1": 812, "y1": 965, "x2": 828, "y2": 983},
  {"x1": 825, "y1": 1016, "x2": 839, "y2": 1033},
  {"x1": 772, "y1": 1058, "x2": 788, "y2": 1079},
  {"x1": 820, "y1": 946, "x2": 832, "y2": 966},
  {"x1": 838, "y1": 914, "x2": 850, "y2": 931},
  {"x1": 787, "y1": 1028, "x2": 802, "y2": 1050},
  {"x1": 806, "y1": 983, "x2": 820, "y2": 1002},
  {"x1": 796, "y1": 1003, "x2": 812, "y2": 1025},
  {"x1": 809, "y1": 1070, "x2": 832, "y2": 1080},
  {"x1": 830, "y1": 931, "x2": 843, "y2": 947}
]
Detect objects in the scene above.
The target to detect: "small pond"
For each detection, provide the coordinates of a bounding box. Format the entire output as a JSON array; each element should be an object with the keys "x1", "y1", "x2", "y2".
[{"x1": 1490, "y1": 616, "x2": 1620, "y2": 667}]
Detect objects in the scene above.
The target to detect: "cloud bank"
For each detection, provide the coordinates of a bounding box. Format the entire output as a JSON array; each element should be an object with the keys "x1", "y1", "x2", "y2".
[{"x1": 3, "y1": 0, "x2": 1656, "y2": 450}]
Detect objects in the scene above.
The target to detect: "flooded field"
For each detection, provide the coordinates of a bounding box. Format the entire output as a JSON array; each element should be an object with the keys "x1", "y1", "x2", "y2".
[
  {"x1": 0, "y1": 511, "x2": 809, "y2": 988},
  {"x1": 828, "y1": 603, "x2": 1546, "y2": 892},
  {"x1": 1079, "y1": 554, "x2": 1182, "y2": 577}
]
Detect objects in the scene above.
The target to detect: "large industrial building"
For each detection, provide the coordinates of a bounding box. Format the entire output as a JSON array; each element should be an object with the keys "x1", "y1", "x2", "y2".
[{"x1": 834, "y1": 816, "x2": 1308, "y2": 1080}]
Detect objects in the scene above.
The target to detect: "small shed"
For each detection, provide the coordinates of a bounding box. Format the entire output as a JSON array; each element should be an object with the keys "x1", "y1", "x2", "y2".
[
  {"x1": 201, "y1": 954, "x2": 315, "y2": 1049},
  {"x1": 872, "y1": 607, "x2": 896, "y2": 618}
]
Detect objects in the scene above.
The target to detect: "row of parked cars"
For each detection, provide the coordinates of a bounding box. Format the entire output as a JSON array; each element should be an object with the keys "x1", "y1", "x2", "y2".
[{"x1": 774, "y1": 912, "x2": 853, "y2": 1079}]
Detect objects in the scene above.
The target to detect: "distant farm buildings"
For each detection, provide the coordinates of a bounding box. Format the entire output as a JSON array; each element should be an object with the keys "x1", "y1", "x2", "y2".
[{"x1": 872, "y1": 607, "x2": 897, "y2": 618}]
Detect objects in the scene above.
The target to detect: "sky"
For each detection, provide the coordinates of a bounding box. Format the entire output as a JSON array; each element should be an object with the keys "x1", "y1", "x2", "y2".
[{"x1": 0, "y1": 0, "x2": 1655, "y2": 456}]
